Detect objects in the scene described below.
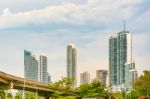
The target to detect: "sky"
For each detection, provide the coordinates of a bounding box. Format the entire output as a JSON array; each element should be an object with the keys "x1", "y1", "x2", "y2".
[{"x1": 0, "y1": 0, "x2": 149, "y2": 85}]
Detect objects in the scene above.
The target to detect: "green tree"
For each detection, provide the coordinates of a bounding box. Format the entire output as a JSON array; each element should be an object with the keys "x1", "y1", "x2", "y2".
[
  {"x1": 76, "y1": 80, "x2": 107, "y2": 99},
  {"x1": 15, "y1": 93, "x2": 22, "y2": 99},
  {"x1": 76, "y1": 83, "x2": 91, "y2": 98},
  {"x1": 133, "y1": 70, "x2": 150, "y2": 98},
  {"x1": 0, "y1": 86, "x2": 5, "y2": 99},
  {"x1": 49, "y1": 77, "x2": 75, "y2": 98},
  {"x1": 25, "y1": 92, "x2": 37, "y2": 99}
]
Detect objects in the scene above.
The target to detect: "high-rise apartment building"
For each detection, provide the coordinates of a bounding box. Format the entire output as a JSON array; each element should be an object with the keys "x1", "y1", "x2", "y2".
[
  {"x1": 24, "y1": 50, "x2": 38, "y2": 81},
  {"x1": 96, "y1": 70, "x2": 108, "y2": 85},
  {"x1": 109, "y1": 31, "x2": 132, "y2": 86},
  {"x1": 80, "y1": 71, "x2": 90, "y2": 85},
  {"x1": 67, "y1": 44, "x2": 77, "y2": 87},
  {"x1": 39, "y1": 54, "x2": 49, "y2": 83},
  {"x1": 24, "y1": 51, "x2": 51, "y2": 83},
  {"x1": 109, "y1": 30, "x2": 137, "y2": 91}
]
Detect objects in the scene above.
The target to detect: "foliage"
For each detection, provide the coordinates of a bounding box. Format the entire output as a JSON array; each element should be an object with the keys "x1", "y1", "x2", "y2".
[
  {"x1": 25, "y1": 92, "x2": 36, "y2": 99},
  {"x1": 133, "y1": 70, "x2": 150, "y2": 98},
  {"x1": 76, "y1": 80, "x2": 107, "y2": 98},
  {"x1": 0, "y1": 86, "x2": 5, "y2": 99},
  {"x1": 49, "y1": 77, "x2": 74, "y2": 97},
  {"x1": 112, "y1": 91, "x2": 138, "y2": 99},
  {"x1": 15, "y1": 91, "x2": 38, "y2": 99},
  {"x1": 126, "y1": 90, "x2": 138, "y2": 99},
  {"x1": 51, "y1": 96, "x2": 76, "y2": 99},
  {"x1": 15, "y1": 93, "x2": 22, "y2": 99},
  {"x1": 112, "y1": 92, "x2": 123, "y2": 99}
]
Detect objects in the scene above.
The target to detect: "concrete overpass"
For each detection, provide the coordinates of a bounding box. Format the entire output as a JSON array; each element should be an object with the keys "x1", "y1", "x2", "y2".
[{"x1": 0, "y1": 71, "x2": 54, "y2": 98}]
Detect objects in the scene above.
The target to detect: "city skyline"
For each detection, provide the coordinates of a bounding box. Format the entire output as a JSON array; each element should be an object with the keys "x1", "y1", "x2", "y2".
[{"x1": 0, "y1": 0, "x2": 149, "y2": 86}]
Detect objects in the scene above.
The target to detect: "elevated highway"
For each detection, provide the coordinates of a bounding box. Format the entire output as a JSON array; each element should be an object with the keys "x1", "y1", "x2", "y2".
[{"x1": 0, "y1": 71, "x2": 54, "y2": 98}]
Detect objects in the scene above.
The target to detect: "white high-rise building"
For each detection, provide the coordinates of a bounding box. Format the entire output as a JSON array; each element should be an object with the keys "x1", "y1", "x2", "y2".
[
  {"x1": 39, "y1": 54, "x2": 50, "y2": 83},
  {"x1": 80, "y1": 71, "x2": 90, "y2": 85},
  {"x1": 67, "y1": 44, "x2": 77, "y2": 88}
]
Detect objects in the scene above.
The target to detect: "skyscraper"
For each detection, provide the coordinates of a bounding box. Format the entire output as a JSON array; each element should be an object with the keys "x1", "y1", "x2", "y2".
[
  {"x1": 109, "y1": 30, "x2": 135, "y2": 91},
  {"x1": 67, "y1": 44, "x2": 77, "y2": 87},
  {"x1": 24, "y1": 50, "x2": 38, "y2": 81},
  {"x1": 96, "y1": 70, "x2": 108, "y2": 85},
  {"x1": 80, "y1": 71, "x2": 90, "y2": 85},
  {"x1": 39, "y1": 54, "x2": 49, "y2": 83}
]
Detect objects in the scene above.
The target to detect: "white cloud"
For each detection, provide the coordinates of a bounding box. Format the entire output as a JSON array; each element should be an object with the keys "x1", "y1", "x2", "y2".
[{"x1": 0, "y1": 0, "x2": 142, "y2": 29}]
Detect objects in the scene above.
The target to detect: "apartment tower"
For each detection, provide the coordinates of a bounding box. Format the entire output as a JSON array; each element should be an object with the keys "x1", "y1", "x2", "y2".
[
  {"x1": 67, "y1": 44, "x2": 77, "y2": 87},
  {"x1": 24, "y1": 50, "x2": 38, "y2": 81},
  {"x1": 109, "y1": 31, "x2": 132, "y2": 91},
  {"x1": 96, "y1": 70, "x2": 108, "y2": 85},
  {"x1": 80, "y1": 71, "x2": 90, "y2": 85},
  {"x1": 39, "y1": 54, "x2": 50, "y2": 83}
]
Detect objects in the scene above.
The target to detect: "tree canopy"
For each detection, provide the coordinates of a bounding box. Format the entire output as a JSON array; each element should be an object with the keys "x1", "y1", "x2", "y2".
[
  {"x1": 49, "y1": 78, "x2": 108, "y2": 98},
  {"x1": 49, "y1": 77, "x2": 75, "y2": 97},
  {"x1": 133, "y1": 70, "x2": 150, "y2": 98},
  {"x1": 76, "y1": 80, "x2": 107, "y2": 98}
]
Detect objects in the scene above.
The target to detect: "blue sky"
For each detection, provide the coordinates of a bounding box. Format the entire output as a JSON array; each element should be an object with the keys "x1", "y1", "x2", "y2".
[{"x1": 0, "y1": 0, "x2": 149, "y2": 84}]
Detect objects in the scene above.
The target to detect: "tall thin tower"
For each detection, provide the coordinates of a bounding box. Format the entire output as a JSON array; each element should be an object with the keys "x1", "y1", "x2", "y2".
[
  {"x1": 39, "y1": 54, "x2": 48, "y2": 83},
  {"x1": 67, "y1": 44, "x2": 77, "y2": 88}
]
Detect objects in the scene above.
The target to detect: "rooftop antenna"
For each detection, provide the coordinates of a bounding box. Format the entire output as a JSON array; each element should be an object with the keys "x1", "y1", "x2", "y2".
[{"x1": 123, "y1": 20, "x2": 126, "y2": 32}]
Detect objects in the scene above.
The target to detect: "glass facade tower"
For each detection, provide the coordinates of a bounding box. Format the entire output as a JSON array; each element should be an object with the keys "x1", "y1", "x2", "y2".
[
  {"x1": 24, "y1": 50, "x2": 38, "y2": 81},
  {"x1": 109, "y1": 31, "x2": 132, "y2": 88}
]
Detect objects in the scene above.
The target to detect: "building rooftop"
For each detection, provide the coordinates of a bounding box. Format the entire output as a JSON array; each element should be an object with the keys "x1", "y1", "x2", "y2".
[
  {"x1": 68, "y1": 43, "x2": 76, "y2": 48},
  {"x1": 40, "y1": 53, "x2": 46, "y2": 56},
  {"x1": 110, "y1": 35, "x2": 117, "y2": 39},
  {"x1": 117, "y1": 31, "x2": 130, "y2": 35}
]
